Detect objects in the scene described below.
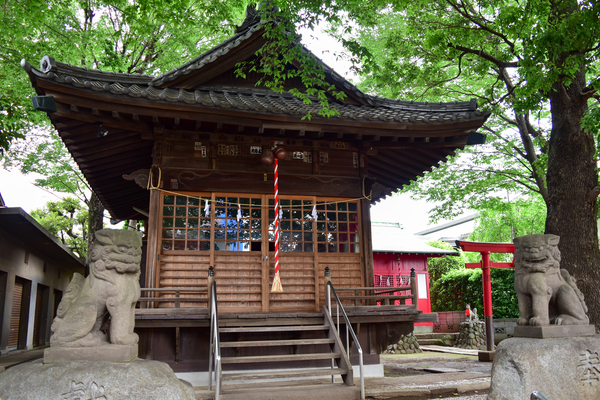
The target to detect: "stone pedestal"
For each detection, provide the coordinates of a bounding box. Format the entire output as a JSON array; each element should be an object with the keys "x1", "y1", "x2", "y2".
[
  {"x1": 44, "y1": 344, "x2": 138, "y2": 363},
  {"x1": 383, "y1": 332, "x2": 422, "y2": 354},
  {"x1": 455, "y1": 321, "x2": 488, "y2": 350},
  {"x1": 0, "y1": 358, "x2": 196, "y2": 400},
  {"x1": 488, "y1": 336, "x2": 600, "y2": 400},
  {"x1": 514, "y1": 324, "x2": 596, "y2": 339}
]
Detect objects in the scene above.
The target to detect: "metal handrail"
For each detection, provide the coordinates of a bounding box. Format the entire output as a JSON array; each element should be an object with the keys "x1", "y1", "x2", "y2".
[
  {"x1": 208, "y1": 277, "x2": 222, "y2": 399},
  {"x1": 326, "y1": 280, "x2": 365, "y2": 400}
]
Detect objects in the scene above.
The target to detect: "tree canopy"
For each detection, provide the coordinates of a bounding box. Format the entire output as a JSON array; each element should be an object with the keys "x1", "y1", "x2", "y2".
[
  {"x1": 322, "y1": 0, "x2": 600, "y2": 327},
  {"x1": 0, "y1": 0, "x2": 247, "y2": 153},
  {"x1": 31, "y1": 197, "x2": 88, "y2": 259},
  {"x1": 2, "y1": 0, "x2": 600, "y2": 326}
]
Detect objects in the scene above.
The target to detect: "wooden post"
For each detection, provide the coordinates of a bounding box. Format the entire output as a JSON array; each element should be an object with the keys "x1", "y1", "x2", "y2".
[
  {"x1": 207, "y1": 266, "x2": 215, "y2": 312},
  {"x1": 410, "y1": 268, "x2": 418, "y2": 310},
  {"x1": 360, "y1": 198, "x2": 374, "y2": 304},
  {"x1": 144, "y1": 188, "x2": 162, "y2": 308},
  {"x1": 457, "y1": 240, "x2": 516, "y2": 354},
  {"x1": 481, "y1": 252, "x2": 494, "y2": 352}
]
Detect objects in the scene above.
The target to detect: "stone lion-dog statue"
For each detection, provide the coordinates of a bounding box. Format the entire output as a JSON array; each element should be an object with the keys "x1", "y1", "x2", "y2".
[
  {"x1": 50, "y1": 229, "x2": 142, "y2": 347},
  {"x1": 513, "y1": 234, "x2": 589, "y2": 326}
]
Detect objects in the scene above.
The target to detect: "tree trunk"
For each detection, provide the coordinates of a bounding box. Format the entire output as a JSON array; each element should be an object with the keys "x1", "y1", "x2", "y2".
[
  {"x1": 545, "y1": 70, "x2": 600, "y2": 330},
  {"x1": 87, "y1": 191, "x2": 105, "y2": 254}
]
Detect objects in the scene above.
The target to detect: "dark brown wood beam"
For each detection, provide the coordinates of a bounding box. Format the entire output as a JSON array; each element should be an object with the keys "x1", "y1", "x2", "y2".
[
  {"x1": 367, "y1": 159, "x2": 415, "y2": 181},
  {"x1": 371, "y1": 153, "x2": 425, "y2": 176}
]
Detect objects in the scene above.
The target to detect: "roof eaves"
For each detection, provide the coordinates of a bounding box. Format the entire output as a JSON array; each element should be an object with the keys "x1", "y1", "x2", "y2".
[{"x1": 0, "y1": 207, "x2": 85, "y2": 272}]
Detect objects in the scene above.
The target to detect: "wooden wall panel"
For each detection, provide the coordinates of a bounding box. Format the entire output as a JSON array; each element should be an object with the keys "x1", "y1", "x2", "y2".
[
  {"x1": 158, "y1": 251, "x2": 210, "y2": 307},
  {"x1": 318, "y1": 253, "x2": 363, "y2": 307},
  {"x1": 268, "y1": 253, "x2": 316, "y2": 312},
  {"x1": 214, "y1": 252, "x2": 263, "y2": 312}
]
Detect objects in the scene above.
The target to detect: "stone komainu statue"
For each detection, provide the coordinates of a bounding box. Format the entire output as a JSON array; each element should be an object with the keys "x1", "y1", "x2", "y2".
[
  {"x1": 50, "y1": 229, "x2": 142, "y2": 347},
  {"x1": 513, "y1": 234, "x2": 589, "y2": 326}
]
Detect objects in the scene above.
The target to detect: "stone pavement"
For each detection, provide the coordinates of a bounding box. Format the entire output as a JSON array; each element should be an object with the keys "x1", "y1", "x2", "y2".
[
  {"x1": 1, "y1": 347, "x2": 491, "y2": 399},
  {"x1": 195, "y1": 349, "x2": 491, "y2": 399}
]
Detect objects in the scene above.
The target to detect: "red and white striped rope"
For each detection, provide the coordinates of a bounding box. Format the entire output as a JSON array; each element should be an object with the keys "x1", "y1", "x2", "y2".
[{"x1": 274, "y1": 157, "x2": 280, "y2": 276}]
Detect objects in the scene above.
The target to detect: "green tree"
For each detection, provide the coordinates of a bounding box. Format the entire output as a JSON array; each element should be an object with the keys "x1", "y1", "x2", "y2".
[
  {"x1": 31, "y1": 197, "x2": 88, "y2": 259},
  {"x1": 427, "y1": 197, "x2": 545, "y2": 317},
  {"x1": 1, "y1": 0, "x2": 246, "y2": 244},
  {"x1": 430, "y1": 268, "x2": 518, "y2": 319},
  {"x1": 1, "y1": 0, "x2": 246, "y2": 150},
  {"x1": 426, "y1": 240, "x2": 465, "y2": 282},
  {"x1": 469, "y1": 195, "x2": 547, "y2": 242},
  {"x1": 322, "y1": 0, "x2": 600, "y2": 327}
]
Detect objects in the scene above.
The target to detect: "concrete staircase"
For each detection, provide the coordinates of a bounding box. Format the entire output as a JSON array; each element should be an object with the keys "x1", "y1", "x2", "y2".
[{"x1": 215, "y1": 313, "x2": 359, "y2": 399}]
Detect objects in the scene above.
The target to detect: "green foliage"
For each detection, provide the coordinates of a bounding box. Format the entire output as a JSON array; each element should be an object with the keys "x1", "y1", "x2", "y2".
[
  {"x1": 430, "y1": 267, "x2": 519, "y2": 319},
  {"x1": 323, "y1": 0, "x2": 599, "y2": 225},
  {"x1": 31, "y1": 197, "x2": 88, "y2": 259},
  {"x1": 469, "y1": 196, "x2": 547, "y2": 242},
  {"x1": 0, "y1": 0, "x2": 247, "y2": 153},
  {"x1": 426, "y1": 240, "x2": 465, "y2": 282}
]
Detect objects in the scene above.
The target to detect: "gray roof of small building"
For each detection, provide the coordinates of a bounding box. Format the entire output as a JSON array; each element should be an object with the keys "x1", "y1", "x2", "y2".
[
  {"x1": 0, "y1": 207, "x2": 85, "y2": 272},
  {"x1": 371, "y1": 222, "x2": 458, "y2": 255}
]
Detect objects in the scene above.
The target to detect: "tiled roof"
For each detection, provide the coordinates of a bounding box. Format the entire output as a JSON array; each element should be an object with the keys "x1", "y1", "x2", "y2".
[
  {"x1": 23, "y1": 58, "x2": 485, "y2": 125},
  {"x1": 150, "y1": 24, "x2": 264, "y2": 87},
  {"x1": 372, "y1": 224, "x2": 458, "y2": 255}
]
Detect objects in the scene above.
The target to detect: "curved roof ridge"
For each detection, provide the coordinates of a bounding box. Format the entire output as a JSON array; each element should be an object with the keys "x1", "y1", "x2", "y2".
[{"x1": 150, "y1": 15, "x2": 264, "y2": 87}]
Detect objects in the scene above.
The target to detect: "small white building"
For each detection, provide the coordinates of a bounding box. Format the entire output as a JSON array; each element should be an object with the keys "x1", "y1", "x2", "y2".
[{"x1": 0, "y1": 206, "x2": 84, "y2": 354}]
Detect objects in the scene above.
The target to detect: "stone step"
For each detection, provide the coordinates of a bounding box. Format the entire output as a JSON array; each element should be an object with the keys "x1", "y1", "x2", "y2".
[
  {"x1": 220, "y1": 325, "x2": 328, "y2": 334},
  {"x1": 222, "y1": 367, "x2": 348, "y2": 381},
  {"x1": 415, "y1": 332, "x2": 459, "y2": 340},
  {"x1": 222, "y1": 352, "x2": 341, "y2": 364},
  {"x1": 416, "y1": 339, "x2": 439, "y2": 346},
  {"x1": 221, "y1": 338, "x2": 335, "y2": 348},
  {"x1": 217, "y1": 382, "x2": 361, "y2": 400},
  {"x1": 415, "y1": 332, "x2": 458, "y2": 347}
]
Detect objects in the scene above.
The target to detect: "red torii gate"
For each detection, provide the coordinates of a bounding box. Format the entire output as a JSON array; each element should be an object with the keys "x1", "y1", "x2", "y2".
[{"x1": 456, "y1": 241, "x2": 516, "y2": 353}]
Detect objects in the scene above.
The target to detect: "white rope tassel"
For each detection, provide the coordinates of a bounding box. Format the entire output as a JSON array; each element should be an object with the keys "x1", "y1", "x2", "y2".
[{"x1": 204, "y1": 199, "x2": 210, "y2": 217}]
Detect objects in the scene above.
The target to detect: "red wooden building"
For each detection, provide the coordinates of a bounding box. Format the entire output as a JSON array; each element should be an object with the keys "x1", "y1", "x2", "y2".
[
  {"x1": 21, "y1": 5, "x2": 488, "y2": 385},
  {"x1": 372, "y1": 222, "x2": 458, "y2": 327}
]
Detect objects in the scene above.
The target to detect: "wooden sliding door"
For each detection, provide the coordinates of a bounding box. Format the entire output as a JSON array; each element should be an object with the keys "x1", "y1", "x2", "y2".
[{"x1": 156, "y1": 192, "x2": 364, "y2": 312}]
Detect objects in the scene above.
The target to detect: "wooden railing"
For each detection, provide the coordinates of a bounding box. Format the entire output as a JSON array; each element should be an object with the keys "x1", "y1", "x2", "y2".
[
  {"x1": 334, "y1": 268, "x2": 418, "y2": 308},
  {"x1": 138, "y1": 287, "x2": 208, "y2": 308}
]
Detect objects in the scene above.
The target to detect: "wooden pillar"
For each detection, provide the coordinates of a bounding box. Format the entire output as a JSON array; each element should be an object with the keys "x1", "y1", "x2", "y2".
[
  {"x1": 410, "y1": 268, "x2": 418, "y2": 310},
  {"x1": 144, "y1": 189, "x2": 162, "y2": 296},
  {"x1": 360, "y1": 198, "x2": 375, "y2": 294}
]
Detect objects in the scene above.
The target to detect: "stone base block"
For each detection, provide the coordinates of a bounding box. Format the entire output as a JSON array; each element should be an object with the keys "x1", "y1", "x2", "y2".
[
  {"x1": 0, "y1": 358, "x2": 196, "y2": 400},
  {"x1": 488, "y1": 336, "x2": 600, "y2": 400},
  {"x1": 514, "y1": 324, "x2": 596, "y2": 338},
  {"x1": 478, "y1": 350, "x2": 495, "y2": 362},
  {"x1": 44, "y1": 344, "x2": 138, "y2": 364}
]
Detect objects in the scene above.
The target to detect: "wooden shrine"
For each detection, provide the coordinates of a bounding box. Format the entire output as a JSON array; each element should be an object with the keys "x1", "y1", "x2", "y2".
[{"x1": 21, "y1": 7, "x2": 489, "y2": 372}]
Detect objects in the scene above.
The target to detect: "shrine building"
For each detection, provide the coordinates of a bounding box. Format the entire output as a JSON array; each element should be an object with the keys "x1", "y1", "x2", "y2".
[{"x1": 21, "y1": 7, "x2": 489, "y2": 376}]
